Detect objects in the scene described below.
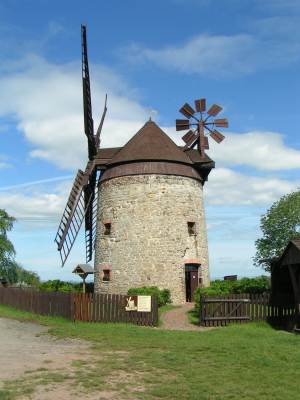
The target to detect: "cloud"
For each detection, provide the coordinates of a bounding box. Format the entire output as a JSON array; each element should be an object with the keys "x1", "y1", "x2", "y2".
[
  {"x1": 121, "y1": 16, "x2": 300, "y2": 77},
  {"x1": 0, "y1": 55, "x2": 149, "y2": 170},
  {"x1": 165, "y1": 127, "x2": 300, "y2": 171},
  {"x1": 204, "y1": 168, "x2": 299, "y2": 206},
  {"x1": 206, "y1": 131, "x2": 300, "y2": 171}
]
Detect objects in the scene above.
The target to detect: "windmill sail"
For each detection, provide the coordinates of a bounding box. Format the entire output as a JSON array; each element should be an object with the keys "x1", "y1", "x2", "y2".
[
  {"x1": 55, "y1": 170, "x2": 92, "y2": 266},
  {"x1": 84, "y1": 167, "x2": 98, "y2": 262},
  {"x1": 55, "y1": 25, "x2": 107, "y2": 267},
  {"x1": 81, "y1": 25, "x2": 96, "y2": 159},
  {"x1": 95, "y1": 94, "x2": 107, "y2": 149}
]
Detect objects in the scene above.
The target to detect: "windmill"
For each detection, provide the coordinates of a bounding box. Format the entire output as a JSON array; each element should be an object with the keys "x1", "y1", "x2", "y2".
[
  {"x1": 176, "y1": 99, "x2": 228, "y2": 156},
  {"x1": 54, "y1": 25, "x2": 107, "y2": 266}
]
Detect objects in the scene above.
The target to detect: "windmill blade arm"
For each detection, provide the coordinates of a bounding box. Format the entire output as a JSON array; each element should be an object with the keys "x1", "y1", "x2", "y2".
[
  {"x1": 95, "y1": 94, "x2": 108, "y2": 150},
  {"x1": 84, "y1": 169, "x2": 98, "y2": 263},
  {"x1": 54, "y1": 168, "x2": 93, "y2": 266},
  {"x1": 81, "y1": 25, "x2": 96, "y2": 159}
]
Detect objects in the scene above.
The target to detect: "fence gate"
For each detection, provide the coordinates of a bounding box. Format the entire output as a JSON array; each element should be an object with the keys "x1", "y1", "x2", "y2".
[{"x1": 200, "y1": 294, "x2": 251, "y2": 327}]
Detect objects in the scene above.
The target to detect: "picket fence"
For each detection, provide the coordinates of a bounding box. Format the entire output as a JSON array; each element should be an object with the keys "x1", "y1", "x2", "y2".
[{"x1": 0, "y1": 287, "x2": 158, "y2": 326}]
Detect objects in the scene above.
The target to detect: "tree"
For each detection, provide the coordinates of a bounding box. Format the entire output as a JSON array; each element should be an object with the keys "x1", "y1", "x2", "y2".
[
  {"x1": 0, "y1": 209, "x2": 16, "y2": 280},
  {"x1": 0, "y1": 209, "x2": 40, "y2": 285},
  {"x1": 254, "y1": 190, "x2": 300, "y2": 271}
]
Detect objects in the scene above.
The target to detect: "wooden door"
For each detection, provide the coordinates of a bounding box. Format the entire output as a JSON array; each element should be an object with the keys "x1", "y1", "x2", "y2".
[
  {"x1": 190, "y1": 269, "x2": 198, "y2": 302},
  {"x1": 185, "y1": 265, "x2": 199, "y2": 302}
]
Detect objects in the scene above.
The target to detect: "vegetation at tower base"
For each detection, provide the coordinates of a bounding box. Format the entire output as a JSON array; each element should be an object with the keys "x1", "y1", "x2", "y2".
[
  {"x1": 194, "y1": 276, "x2": 270, "y2": 312},
  {"x1": 254, "y1": 190, "x2": 300, "y2": 272},
  {"x1": 128, "y1": 286, "x2": 171, "y2": 307},
  {"x1": 0, "y1": 209, "x2": 39, "y2": 285}
]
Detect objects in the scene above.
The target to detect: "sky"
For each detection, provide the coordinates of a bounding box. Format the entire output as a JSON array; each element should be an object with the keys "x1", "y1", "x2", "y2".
[{"x1": 0, "y1": 0, "x2": 299, "y2": 282}]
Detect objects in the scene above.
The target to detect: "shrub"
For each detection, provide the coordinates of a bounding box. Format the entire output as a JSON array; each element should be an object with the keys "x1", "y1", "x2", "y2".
[
  {"x1": 38, "y1": 280, "x2": 82, "y2": 293},
  {"x1": 127, "y1": 286, "x2": 171, "y2": 307},
  {"x1": 194, "y1": 276, "x2": 270, "y2": 312}
]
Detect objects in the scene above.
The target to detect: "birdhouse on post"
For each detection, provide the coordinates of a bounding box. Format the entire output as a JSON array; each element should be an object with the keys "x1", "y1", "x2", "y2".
[{"x1": 72, "y1": 264, "x2": 94, "y2": 293}]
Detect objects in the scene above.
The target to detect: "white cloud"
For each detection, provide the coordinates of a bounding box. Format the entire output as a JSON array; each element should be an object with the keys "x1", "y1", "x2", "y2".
[
  {"x1": 205, "y1": 168, "x2": 299, "y2": 206},
  {"x1": 121, "y1": 17, "x2": 300, "y2": 77},
  {"x1": 206, "y1": 131, "x2": 300, "y2": 171},
  {"x1": 0, "y1": 55, "x2": 148, "y2": 170},
  {"x1": 165, "y1": 127, "x2": 300, "y2": 171}
]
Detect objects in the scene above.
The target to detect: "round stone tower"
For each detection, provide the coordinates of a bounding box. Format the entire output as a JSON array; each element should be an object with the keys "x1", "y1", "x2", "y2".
[{"x1": 94, "y1": 121, "x2": 214, "y2": 304}]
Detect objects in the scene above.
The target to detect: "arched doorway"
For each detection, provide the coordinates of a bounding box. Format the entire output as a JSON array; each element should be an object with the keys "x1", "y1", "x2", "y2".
[{"x1": 185, "y1": 263, "x2": 201, "y2": 302}]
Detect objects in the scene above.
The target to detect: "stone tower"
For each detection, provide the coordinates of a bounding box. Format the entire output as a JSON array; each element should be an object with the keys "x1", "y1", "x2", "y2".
[{"x1": 94, "y1": 120, "x2": 214, "y2": 304}]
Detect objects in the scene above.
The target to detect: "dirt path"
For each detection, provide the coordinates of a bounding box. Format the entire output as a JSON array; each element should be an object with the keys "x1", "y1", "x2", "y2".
[
  {"x1": 0, "y1": 318, "x2": 129, "y2": 399},
  {"x1": 0, "y1": 317, "x2": 91, "y2": 381},
  {"x1": 160, "y1": 303, "x2": 209, "y2": 331}
]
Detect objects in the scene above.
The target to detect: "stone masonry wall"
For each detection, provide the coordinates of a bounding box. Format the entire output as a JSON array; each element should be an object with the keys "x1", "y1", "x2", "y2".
[{"x1": 94, "y1": 174, "x2": 210, "y2": 304}]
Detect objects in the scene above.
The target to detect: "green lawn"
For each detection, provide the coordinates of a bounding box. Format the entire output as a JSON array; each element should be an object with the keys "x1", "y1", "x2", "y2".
[{"x1": 0, "y1": 304, "x2": 300, "y2": 400}]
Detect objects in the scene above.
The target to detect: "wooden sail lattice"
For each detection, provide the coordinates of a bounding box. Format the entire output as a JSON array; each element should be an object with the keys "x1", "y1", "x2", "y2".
[{"x1": 55, "y1": 25, "x2": 107, "y2": 267}]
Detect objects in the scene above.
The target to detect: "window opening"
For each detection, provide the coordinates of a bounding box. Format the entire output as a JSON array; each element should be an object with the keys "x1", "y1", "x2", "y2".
[
  {"x1": 187, "y1": 221, "x2": 196, "y2": 235},
  {"x1": 103, "y1": 269, "x2": 111, "y2": 282},
  {"x1": 104, "y1": 222, "x2": 111, "y2": 235}
]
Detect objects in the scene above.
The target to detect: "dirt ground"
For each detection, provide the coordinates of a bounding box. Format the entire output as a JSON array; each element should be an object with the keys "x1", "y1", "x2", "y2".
[
  {"x1": 0, "y1": 318, "x2": 123, "y2": 399},
  {"x1": 160, "y1": 303, "x2": 209, "y2": 331},
  {"x1": 0, "y1": 318, "x2": 91, "y2": 380}
]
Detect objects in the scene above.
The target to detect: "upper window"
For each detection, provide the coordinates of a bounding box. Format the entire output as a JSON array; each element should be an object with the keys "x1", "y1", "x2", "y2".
[
  {"x1": 104, "y1": 222, "x2": 111, "y2": 235},
  {"x1": 103, "y1": 269, "x2": 111, "y2": 282},
  {"x1": 187, "y1": 221, "x2": 196, "y2": 235}
]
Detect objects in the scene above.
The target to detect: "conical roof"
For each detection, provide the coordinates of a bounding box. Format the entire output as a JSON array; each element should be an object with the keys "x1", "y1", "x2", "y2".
[{"x1": 108, "y1": 120, "x2": 193, "y2": 166}]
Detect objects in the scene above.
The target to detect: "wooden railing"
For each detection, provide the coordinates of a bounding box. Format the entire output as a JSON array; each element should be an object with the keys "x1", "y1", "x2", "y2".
[
  {"x1": 0, "y1": 288, "x2": 158, "y2": 327},
  {"x1": 200, "y1": 293, "x2": 297, "y2": 327}
]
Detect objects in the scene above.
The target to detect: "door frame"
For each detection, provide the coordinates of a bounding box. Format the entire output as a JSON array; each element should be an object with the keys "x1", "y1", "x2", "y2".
[{"x1": 185, "y1": 263, "x2": 200, "y2": 302}]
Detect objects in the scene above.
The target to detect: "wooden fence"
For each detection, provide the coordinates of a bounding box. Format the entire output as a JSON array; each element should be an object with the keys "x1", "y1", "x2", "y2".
[
  {"x1": 0, "y1": 287, "x2": 73, "y2": 319},
  {"x1": 74, "y1": 293, "x2": 158, "y2": 326},
  {"x1": 200, "y1": 293, "x2": 297, "y2": 327},
  {"x1": 0, "y1": 288, "x2": 158, "y2": 326}
]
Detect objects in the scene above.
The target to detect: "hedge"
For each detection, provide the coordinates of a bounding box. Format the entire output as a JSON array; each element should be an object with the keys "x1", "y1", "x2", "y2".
[
  {"x1": 127, "y1": 286, "x2": 171, "y2": 307},
  {"x1": 194, "y1": 276, "x2": 270, "y2": 312}
]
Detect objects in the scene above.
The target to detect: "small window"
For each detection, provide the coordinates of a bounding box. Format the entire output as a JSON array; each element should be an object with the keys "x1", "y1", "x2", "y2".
[
  {"x1": 187, "y1": 221, "x2": 196, "y2": 235},
  {"x1": 103, "y1": 269, "x2": 111, "y2": 282},
  {"x1": 104, "y1": 222, "x2": 111, "y2": 235}
]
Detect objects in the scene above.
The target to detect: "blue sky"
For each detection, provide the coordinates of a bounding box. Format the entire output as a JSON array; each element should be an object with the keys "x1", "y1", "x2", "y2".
[{"x1": 0, "y1": 0, "x2": 299, "y2": 282}]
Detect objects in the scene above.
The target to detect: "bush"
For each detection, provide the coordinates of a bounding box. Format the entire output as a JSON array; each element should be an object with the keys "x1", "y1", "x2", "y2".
[
  {"x1": 194, "y1": 276, "x2": 270, "y2": 312},
  {"x1": 127, "y1": 286, "x2": 171, "y2": 307},
  {"x1": 38, "y1": 280, "x2": 82, "y2": 293}
]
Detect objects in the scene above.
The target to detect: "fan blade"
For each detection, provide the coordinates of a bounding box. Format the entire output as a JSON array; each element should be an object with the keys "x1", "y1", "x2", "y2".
[
  {"x1": 214, "y1": 118, "x2": 228, "y2": 128},
  {"x1": 207, "y1": 104, "x2": 223, "y2": 117},
  {"x1": 179, "y1": 103, "x2": 196, "y2": 119},
  {"x1": 184, "y1": 132, "x2": 200, "y2": 150},
  {"x1": 81, "y1": 25, "x2": 96, "y2": 160},
  {"x1": 195, "y1": 99, "x2": 206, "y2": 113},
  {"x1": 55, "y1": 169, "x2": 90, "y2": 266},
  {"x1": 210, "y1": 129, "x2": 225, "y2": 143},
  {"x1": 176, "y1": 119, "x2": 190, "y2": 131},
  {"x1": 95, "y1": 94, "x2": 108, "y2": 150},
  {"x1": 182, "y1": 130, "x2": 198, "y2": 147}
]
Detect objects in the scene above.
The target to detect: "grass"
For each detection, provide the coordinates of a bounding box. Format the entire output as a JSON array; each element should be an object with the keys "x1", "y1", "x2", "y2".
[{"x1": 1, "y1": 304, "x2": 300, "y2": 399}]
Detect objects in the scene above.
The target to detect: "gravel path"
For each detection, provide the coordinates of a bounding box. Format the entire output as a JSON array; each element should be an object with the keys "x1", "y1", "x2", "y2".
[{"x1": 160, "y1": 303, "x2": 209, "y2": 331}]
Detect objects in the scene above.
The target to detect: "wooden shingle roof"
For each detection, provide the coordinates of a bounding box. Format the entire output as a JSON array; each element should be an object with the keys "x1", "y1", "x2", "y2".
[{"x1": 107, "y1": 120, "x2": 192, "y2": 166}]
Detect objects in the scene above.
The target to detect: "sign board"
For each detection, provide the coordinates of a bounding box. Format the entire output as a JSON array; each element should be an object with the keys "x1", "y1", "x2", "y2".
[
  {"x1": 137, "y1": 295, "x2": 151, "y2": 312},
  {"x1": 125, "y1": 295, "x2": 152, "y2": 312}
]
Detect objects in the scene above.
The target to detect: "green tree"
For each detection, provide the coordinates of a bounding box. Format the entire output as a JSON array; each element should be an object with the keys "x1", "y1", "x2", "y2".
[
  {"x1": 0, "y1": 209, "x2": 16, "y2": 281},
  {"x1": 254, "y1": 190, "x2": 300, "y2": 271},
  {"x1": 0, "y1": 209, "x2": 40, "y2": 285}
]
